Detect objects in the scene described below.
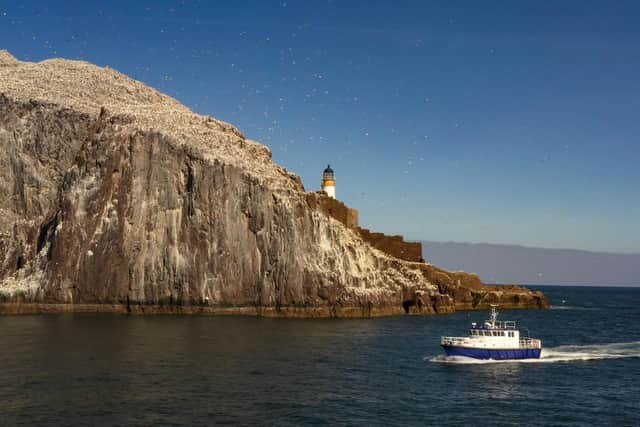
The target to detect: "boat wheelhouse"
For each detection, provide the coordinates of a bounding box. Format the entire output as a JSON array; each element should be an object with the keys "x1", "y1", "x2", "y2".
[{"x1": 440, "y1": 305, "x2": 542, "y2": 360}]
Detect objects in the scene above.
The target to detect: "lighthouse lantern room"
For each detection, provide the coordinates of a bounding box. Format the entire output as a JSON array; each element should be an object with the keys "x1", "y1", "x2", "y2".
[{"x1": 321, "y1": 165, "x2": 336, "y2": 199}]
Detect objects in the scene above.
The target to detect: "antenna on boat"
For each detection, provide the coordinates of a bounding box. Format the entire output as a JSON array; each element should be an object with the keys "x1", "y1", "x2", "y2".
[{"x1": 489, "y1": 304, "x2": 498, "y2": 328}]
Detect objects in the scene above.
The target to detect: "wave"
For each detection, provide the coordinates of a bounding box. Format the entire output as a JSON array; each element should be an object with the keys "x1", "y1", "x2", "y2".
[
  {"x1": 549, "y1": 305, "x2": 598, "y2": 310},
  {"x1": 427, "y1": 341, "x2": 640, "y2": 364}
]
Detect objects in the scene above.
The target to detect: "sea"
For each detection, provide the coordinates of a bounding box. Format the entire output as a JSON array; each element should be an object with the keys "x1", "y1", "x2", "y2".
[{"x1": 1, "y1": 286, "x2": 639, "y2": 426}]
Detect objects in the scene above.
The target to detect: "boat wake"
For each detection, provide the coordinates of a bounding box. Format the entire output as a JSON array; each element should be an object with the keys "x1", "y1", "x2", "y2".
[
  {"x1": 427, "y1": 341, "x2": 640, "y2": 364},
  {"x1": 549, "y1": 305, "x2": 597, "y2": 310}
]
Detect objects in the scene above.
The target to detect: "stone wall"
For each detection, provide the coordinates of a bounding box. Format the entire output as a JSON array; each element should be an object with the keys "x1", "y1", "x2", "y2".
[
  {"x1": 357, "y1": 228, "x2": 424, "y2": 263},
  {"x1": 306, "y1": 193, "x2": 423, "y2": 263},
  {"x1": 306, "y1": 193, "x2": 359, "y2": 229}
]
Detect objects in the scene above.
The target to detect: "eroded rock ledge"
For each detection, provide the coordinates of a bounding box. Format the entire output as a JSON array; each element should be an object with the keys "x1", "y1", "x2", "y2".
[{"x1": 0, "y1": 51, "x2": 548, "y2": 317}]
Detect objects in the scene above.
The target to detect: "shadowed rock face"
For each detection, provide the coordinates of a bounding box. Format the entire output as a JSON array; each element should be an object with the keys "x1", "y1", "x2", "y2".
[{"x1": 0, "y1": 51, "x2": 548, "y2": 316}]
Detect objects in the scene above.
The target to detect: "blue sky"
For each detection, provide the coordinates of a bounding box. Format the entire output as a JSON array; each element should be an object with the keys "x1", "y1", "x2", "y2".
[{"x1": 1, "y1": 1, "x2": 639, "y2": 253}]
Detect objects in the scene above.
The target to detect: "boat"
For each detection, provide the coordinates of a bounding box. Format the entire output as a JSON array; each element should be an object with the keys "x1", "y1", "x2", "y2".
[{"x1": 440, "y1": 305, "x2": 542, "y2": 360}]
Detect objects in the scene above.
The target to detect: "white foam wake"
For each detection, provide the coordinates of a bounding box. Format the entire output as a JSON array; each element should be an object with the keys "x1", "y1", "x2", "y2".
[
  {"x1": 427, "y1": 341, "x2": 640, "y2": 364},
  {"x1": 549, "y1": 305, "x2": 597, "y2": 311}
]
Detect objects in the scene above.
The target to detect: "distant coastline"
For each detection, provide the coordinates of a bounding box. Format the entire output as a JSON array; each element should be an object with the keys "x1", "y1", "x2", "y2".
[{"x1": 422, "y1": 241, "x2": 640, "y2": 287}]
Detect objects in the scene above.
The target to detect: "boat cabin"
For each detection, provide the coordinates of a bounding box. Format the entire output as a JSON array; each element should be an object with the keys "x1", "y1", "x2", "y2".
[
  {"x1": 469, "y1": 329, "x2": 519, "y2": 339},
  {"x1": 465, "y1": 307, "x2": 522, "y2": 344}
]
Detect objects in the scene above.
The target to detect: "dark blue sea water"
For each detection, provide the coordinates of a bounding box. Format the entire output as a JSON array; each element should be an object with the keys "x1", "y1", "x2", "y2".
[{"x1": 1, "y1": 286, "x2": 639, "y2": 426}]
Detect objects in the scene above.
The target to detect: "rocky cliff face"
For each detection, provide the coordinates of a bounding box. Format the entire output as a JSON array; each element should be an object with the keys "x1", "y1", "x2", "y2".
[{"x1": 0, "y1": 51, "x2": 548, "y2": 316}]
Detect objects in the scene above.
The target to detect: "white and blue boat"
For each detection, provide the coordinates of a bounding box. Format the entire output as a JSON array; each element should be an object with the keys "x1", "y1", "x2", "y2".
[{"x1": 440, "y1": 305, "x2": 542, "y2": 360}]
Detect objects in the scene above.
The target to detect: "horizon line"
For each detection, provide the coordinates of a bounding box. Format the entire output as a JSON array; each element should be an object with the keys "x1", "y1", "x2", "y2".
[{"x1": 415, "y1": 239, "x2": 640, "y2": 256}]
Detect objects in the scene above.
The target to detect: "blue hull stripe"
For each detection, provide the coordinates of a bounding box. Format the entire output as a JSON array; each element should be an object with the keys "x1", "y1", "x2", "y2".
[{"x1": 441, "y1": 345, "x2": 541, "y2": 360}]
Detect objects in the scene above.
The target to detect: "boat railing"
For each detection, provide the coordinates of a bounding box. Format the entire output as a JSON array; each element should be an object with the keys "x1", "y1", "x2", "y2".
[
  {"x1": 519, "y1": 337, "x2": 542, "y2": 349},
  {"x1": 441, "y1": 336, "x2": 469, "y2": 346},
  {"x1": 491, "y1": 320, "x2": 516, "y2": 329}
]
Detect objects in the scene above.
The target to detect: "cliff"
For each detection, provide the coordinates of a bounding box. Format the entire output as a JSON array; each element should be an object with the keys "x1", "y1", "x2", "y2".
[{"x1": 0, "y1": 51, "x2": 548, "y2": 316}]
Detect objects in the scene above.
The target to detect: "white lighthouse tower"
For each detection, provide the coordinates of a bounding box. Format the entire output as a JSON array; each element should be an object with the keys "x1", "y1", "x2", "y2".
[{"x1": 321, "y1": 165, "x2": 336, "y2": 199}]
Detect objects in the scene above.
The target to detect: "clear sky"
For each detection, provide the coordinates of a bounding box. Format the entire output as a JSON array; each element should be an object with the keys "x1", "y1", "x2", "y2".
[{"x1": 1, "y1": 1, "x2": 639, "y2": 253}]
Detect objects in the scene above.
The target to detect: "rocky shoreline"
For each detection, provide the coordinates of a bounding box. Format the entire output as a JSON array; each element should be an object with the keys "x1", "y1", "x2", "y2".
[{"x1": 0, "y1": 299, "x2": 547, "y2": 317}]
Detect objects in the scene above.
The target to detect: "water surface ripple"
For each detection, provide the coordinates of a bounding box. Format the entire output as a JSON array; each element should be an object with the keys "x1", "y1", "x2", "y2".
[{"x1": 1, "y1": 286, "x2": 638, "y2": 426}]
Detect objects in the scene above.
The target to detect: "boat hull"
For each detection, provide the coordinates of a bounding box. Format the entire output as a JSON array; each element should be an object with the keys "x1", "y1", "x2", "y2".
[{"x1": 441, "y1": 345, "x2": 541, "y2": 360}]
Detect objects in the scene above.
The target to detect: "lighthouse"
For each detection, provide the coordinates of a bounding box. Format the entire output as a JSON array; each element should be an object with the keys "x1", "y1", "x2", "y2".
[{"x1": 321, "y1": 165, "x2": 336, "y2": 199}]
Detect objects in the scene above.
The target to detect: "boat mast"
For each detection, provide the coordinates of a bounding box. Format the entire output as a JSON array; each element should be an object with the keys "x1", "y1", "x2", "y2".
[{"x1": 489, "y1": 304, "x2": 498, "y2": 328}]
